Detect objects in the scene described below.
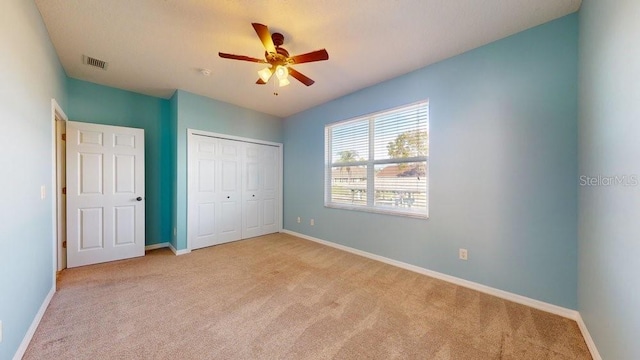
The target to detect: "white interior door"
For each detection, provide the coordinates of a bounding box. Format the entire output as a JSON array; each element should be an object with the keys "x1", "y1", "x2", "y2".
[{"x1": 66, "y1": 121, "x2": 145, "y2": 268}]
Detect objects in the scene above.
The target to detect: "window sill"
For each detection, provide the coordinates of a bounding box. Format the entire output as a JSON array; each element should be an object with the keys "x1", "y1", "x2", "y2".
[{"x1": 325, "y1": 203, "x2": 429, "y2": 219}]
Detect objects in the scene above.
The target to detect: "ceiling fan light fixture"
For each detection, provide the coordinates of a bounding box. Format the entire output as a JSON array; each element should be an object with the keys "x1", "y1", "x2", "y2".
[
  {"x1": 275, "y1": 65, "x2": 288, "y2": 80},
  {"x1": 279, "y1": 77, "x2": 290, "y2": 87},
  {"x1": 258, "y1": 67, "x2": 273, "y2": 82}
]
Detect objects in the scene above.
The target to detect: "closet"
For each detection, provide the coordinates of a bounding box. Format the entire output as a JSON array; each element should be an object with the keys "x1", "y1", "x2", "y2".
[{"x1": 187, "y1": 130, "x2": 282, "y2": 250}]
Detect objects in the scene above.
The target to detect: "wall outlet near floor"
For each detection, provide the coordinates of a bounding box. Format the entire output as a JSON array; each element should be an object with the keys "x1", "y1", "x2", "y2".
[
  {"x1": 459, "y1": 248, "x2": 468, "y2": 260},
  {"x1": 310, "y1": 219, "x2": 315, "y2": 226},
  {"x1": 0, "y1": 320, "x2": 3, "y2": 343},
  {"x1": 40, "y1": 185, "x2": 46, "y2": 200},
  {"x1": 297, "y1": 217, "x2": 301, "y2": 224}
]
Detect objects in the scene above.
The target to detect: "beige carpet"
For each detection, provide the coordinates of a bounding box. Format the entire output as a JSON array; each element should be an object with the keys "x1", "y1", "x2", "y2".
[{"x1": 24, "y1": 233, "x2": 591, "y2": 359}]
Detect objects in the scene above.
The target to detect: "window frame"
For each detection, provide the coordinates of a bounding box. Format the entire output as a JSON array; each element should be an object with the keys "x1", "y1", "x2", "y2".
[{"x1": 324, "y1": 100, "x2": 429, "y2": 219}]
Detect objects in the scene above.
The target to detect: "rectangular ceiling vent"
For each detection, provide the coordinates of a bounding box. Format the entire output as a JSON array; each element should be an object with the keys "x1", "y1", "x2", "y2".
[{"x1": 83, "y1": 55, "x2": 108, "y2": 70}]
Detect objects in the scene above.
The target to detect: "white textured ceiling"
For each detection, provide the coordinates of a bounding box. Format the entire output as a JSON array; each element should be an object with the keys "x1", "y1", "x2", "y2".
[{"x1": 35, "y1": 0, "x2": 581, "y2": 118}]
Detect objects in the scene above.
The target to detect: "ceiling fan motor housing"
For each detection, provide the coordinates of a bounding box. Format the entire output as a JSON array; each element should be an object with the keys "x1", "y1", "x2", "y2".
[
  {"x1": 264, "y1": 33, "x2": 289, "y2": 64},
  {"x1": 265, "y1": 47, "x2": 290, "y2": 65},
  {"x1": 272, "y1": 32, "x2": 285, "y2": 47}
]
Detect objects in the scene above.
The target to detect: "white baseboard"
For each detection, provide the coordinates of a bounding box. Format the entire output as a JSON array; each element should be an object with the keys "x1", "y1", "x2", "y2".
[
  {"x1": 145, "y1": 242, "x2": 191, "y2": 256},
  {"x1": 13, "y1": 284, "x2": 55, "y2": 360},
  {"x1": 281, "y1": 230, "x2": 577, "y2": 319},
  {"x1": 169, "y1": 243, "x2": 190, "y2": 256},
  {"x1": 145, "y1": 242, "x2": 169, "y2": 251},
  {"x1": 576, "y1": 314, "x2": 602, "y2": 360}
]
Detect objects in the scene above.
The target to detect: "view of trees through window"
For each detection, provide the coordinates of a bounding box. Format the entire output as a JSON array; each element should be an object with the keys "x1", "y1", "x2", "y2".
[{"x1": 325, "y1": 101, "x2": 429, "y2": 218}]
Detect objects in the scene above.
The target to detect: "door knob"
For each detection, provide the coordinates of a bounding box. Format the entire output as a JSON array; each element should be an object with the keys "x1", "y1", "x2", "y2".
[
  {"x1": 227, "y1": 196, "x2": 230, "y2": 199},
  {"x1": 136, "y1": 197, "x2": 142, "y2": 201}
]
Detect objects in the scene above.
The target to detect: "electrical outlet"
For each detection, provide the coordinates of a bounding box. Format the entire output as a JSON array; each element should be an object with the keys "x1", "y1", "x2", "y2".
[
  {"x1": 297, "y1": 217, "x2": 301, "y2": 224},
  {"x1": 310, "y1": 219, "x2": 315, "y2": 226},
  {"x1": 459, "y1": 248, "x2": 468, "y2": 260},
  {"x1": 173, "y1": 228, "x2": 177, "y2": 236},
  {"x1": 40, "y1": 185, "x2": 46, "y2": 200}
]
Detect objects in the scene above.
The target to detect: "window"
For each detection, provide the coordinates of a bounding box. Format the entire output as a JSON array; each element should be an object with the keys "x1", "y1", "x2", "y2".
[{"x1": 324, "y1": 101, "x2": 429, "y2": 218}]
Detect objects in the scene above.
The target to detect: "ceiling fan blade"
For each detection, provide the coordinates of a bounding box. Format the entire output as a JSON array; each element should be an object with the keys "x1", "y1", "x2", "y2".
[
  {"x1": 218, "y1": 52, "x2": 267, "y2": 63},
  {"x1": 290, "y1": 49, "x2": 329, "y2": 64},
  {"x1": 288, "y1": 67, "x2": 315, "y2": 86},
  {"x1": 256, "y1": 78, "x2": 267, "y2": 85},
  {"x1": 252, "y1": 23, "x2": 276, "y2": 54}
]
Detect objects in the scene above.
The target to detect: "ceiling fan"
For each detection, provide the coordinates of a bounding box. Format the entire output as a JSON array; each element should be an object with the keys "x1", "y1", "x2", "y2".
[{"x1": 219, "y1": 23, "x2": 329, "y2": 87}]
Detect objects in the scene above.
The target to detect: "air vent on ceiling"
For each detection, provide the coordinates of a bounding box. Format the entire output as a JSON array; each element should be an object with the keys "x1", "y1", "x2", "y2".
[{"x1": 83, "y1": 55, "x2": 108, "y2": 70}]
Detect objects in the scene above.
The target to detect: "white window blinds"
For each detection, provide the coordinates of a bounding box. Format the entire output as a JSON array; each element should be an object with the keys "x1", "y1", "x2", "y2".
[{"x1": 325, "y1": 101, "x2": 429, "y2": 218}]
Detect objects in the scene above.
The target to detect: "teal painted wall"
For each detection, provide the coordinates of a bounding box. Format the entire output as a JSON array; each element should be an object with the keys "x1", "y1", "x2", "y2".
[
  {"x1": 0, "y1": 1, "x2": 67, "y2": 358},
  {"x1": 66, "y1": 78, "x2": 172, "y2": 246},
  {"x1": 578, "y1": 0, "x2": 640, "y2": 358},
  {"x1": 283, "y1": 15, "x2": 579, "y2": 308},
  {"x1": 173, "y1": 90, "x2": 283, "y2": 250}
]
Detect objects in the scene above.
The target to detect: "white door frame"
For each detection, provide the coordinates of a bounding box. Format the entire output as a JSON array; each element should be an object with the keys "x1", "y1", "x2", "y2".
[
  {"x1": 186, "y1": 128, "x2": 283, "y2": 252},
  {"x1": 51, "y1": 99, "x2": 68, "y2": 279}
]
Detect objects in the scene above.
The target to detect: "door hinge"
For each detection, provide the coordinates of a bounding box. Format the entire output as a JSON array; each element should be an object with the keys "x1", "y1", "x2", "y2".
[
  {"x1": 61, "y1": 133, "x2": 66, "y2": 141},
  {"x1": 62, "y1": 187, "x2": 66, "y2": 195},
  {"x1": 62, "y1": 241, "x2": 67, "y2": 249}
]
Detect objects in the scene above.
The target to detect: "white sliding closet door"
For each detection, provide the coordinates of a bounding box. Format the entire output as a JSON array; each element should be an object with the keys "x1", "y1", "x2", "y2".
[
  {"x1": 242, "y1": 144, "x2": 261, "y2": 239},
  {"x1": 242, "y1": 143, "x2": 280, "y2": 238},
  {"x1": 188, "y1": 136, "x2": 242, "y2": 250},
  {"x1": 260, "y1": 144, "x2": 279, "y2": 235},
  {"x1": 188, "y1": 130, "x2": 282, "y2": 251},
  {"x1": 218, "y1": 139, "x2": 243, "y2": 243}
]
